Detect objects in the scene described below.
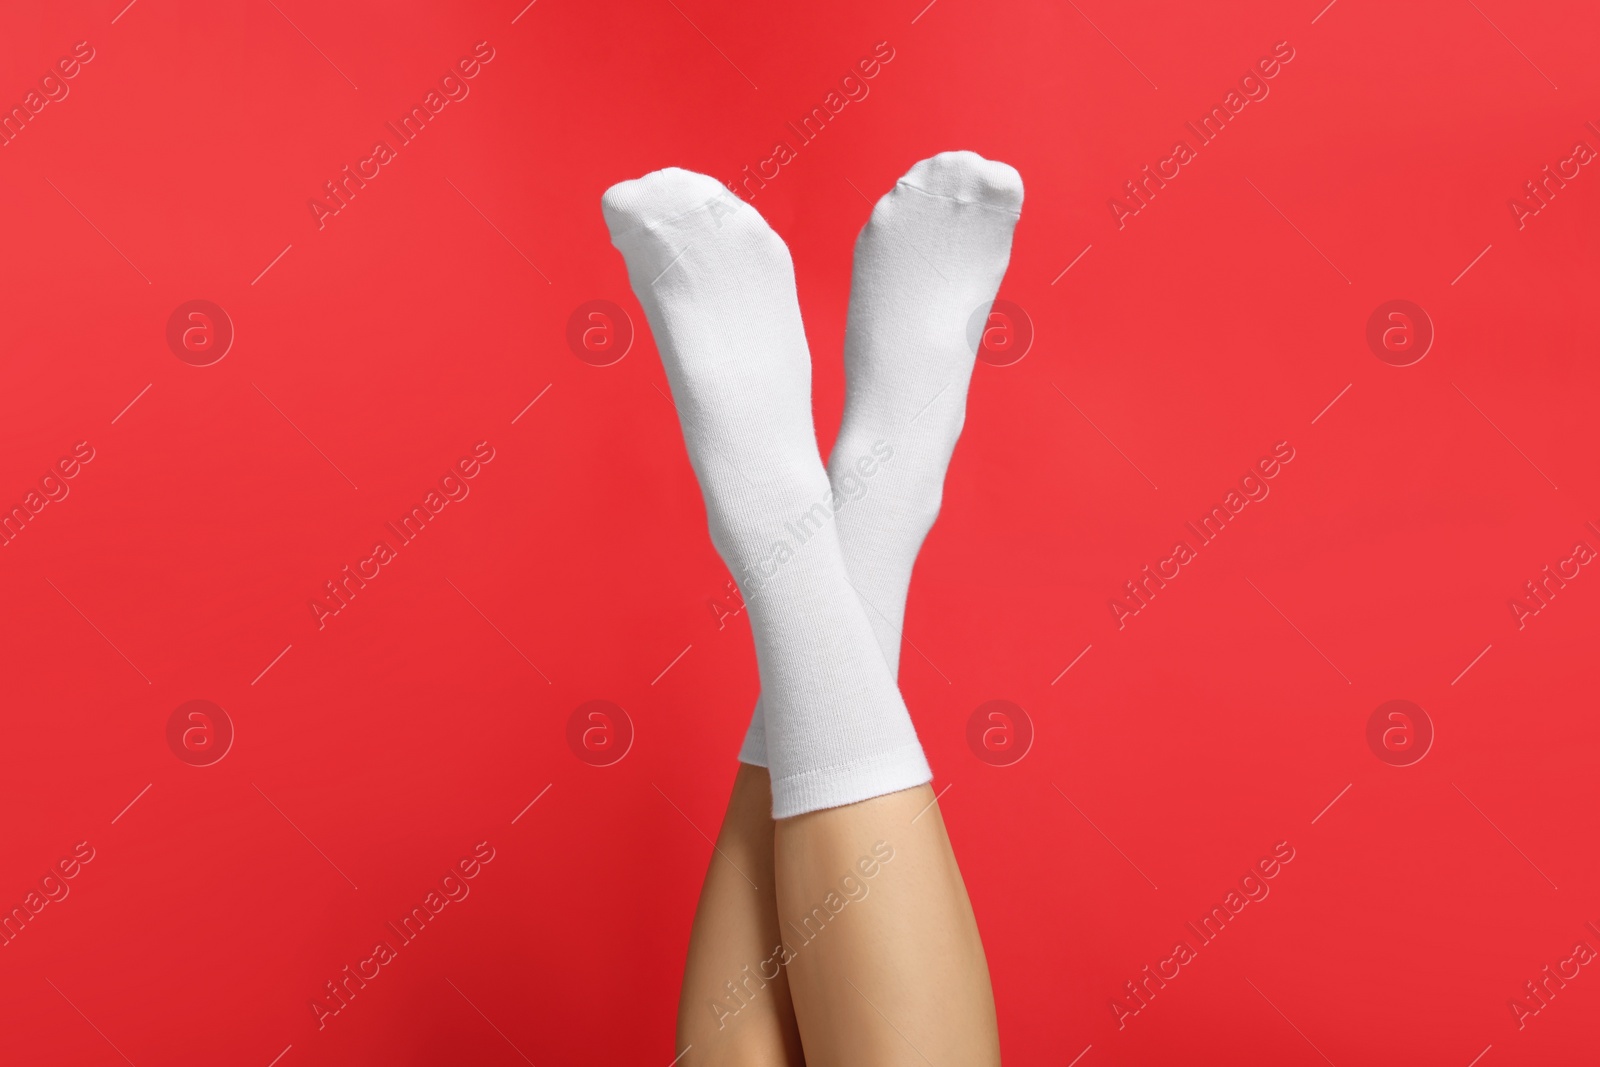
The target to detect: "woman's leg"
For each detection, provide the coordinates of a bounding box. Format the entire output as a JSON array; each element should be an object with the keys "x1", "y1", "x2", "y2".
[
  {"x1": 753, "y1": 152, "x2": 1015, "y2": 1062},
  {"x1": 676, "y1": 763, "x2": 804, "y2": 1066},
  {"x1": 601, "y1": 154, "x2": 1019, "y2": 1064},
  {"x1": 775, "y1": 785, "x2": 999, "y2": 1066}
]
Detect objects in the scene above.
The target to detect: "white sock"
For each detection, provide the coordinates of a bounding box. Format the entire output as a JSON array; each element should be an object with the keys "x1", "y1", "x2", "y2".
[
  {"x1": 737, "y1": 151, "x2": 1024, "y2": 770},
  {"x1": 603, "y1": 167, "x2": 932, "y2": 818}
]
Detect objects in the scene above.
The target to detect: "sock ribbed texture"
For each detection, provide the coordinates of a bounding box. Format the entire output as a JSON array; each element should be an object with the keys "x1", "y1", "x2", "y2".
[
  {"x1": 737, "y1": 151, "x2": 1024, "y2": 770},
  {"x1": 602, "y1": 167, "x2": 932, "y2": 818}
]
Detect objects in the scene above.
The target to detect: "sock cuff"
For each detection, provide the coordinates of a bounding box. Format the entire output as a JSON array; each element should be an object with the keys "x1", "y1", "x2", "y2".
[
  {"x1": 768, "y1": 740, "x2": 932, "y2": 819},
  {"x1": 736, "y1": 702, "x2": 768, "y2": 768}
]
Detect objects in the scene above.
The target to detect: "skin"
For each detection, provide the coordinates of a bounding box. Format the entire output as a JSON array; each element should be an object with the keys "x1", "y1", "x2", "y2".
[
  {"x1": 677, "y1": 766, "x2": 1000, "y2": 1066},
  {"x1": 676, "y1": 763, "x2": 805, "y2": 1066}
]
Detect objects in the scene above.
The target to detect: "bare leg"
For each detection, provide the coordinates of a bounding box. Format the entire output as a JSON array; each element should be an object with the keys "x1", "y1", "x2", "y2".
[
  {"x1": 677, "y1": 764, "x2": 805, "y2": 1066},
  {"x1": 776, "y1": 784, "x2": 999, "y2": 1065}
]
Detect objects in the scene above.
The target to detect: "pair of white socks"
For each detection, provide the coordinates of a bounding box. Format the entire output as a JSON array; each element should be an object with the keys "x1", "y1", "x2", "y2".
[{"x1": 602, "y1": 152, "x2": 1022, "y2": 818}]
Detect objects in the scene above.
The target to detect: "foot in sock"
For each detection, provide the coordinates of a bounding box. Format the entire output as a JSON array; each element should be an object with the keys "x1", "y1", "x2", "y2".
[
  {"x1": 738, "y1": 150, "x2": 1024, "y2": 768},
  {"x1": 602, "y1": 167, "x2": 933, "y2": 818}
]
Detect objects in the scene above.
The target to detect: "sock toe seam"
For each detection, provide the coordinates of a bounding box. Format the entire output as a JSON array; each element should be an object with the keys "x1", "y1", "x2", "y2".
[
  {"x1": 606, "y1": 192, "x2": 746, "y2": 242},
  {"x1": 894, "y1": 179, "x2": 1022, "y2": 216}
]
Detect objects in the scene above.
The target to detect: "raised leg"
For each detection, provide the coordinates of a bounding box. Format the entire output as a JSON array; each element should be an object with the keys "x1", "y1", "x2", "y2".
[
  {"x1": 676, "y1": 764, "x2": 804, "y2": 1066},
  {"x1": 775, "y1": 786, "x2": 999, "y2": 1066}
]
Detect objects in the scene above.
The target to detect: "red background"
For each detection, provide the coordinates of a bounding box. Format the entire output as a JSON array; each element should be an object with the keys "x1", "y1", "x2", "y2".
[{"x1": 2, "y1": 1, "x2": 1597, "y2": 1063}]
